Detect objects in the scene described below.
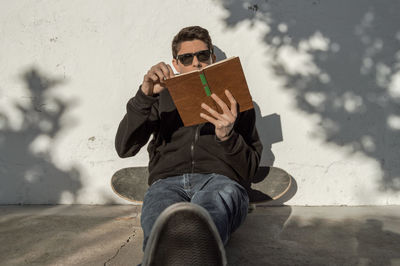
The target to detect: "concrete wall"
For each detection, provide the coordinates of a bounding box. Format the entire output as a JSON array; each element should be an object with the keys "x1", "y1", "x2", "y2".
[{"x1": 1, "y1": 0, "x2": 399, "y2": 205}]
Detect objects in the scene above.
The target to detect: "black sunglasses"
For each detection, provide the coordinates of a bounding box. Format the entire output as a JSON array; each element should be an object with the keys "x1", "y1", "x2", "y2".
[{"x1": 176, "y1": 50, "x2": 212, "y2": 66}]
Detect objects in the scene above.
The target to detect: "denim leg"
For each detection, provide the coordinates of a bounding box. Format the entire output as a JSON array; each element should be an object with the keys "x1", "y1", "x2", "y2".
[
  {"x1": 140, "y1": 177, "x2": 189, "y2": 251},
  {"x1": 191, "y1": 174, "x2": 249, "y2": 245}
]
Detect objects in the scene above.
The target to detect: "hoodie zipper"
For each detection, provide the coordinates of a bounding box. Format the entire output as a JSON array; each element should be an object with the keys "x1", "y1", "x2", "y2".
[{"x1": 191, "y1": 125, "x2": 200, "y2": 173}]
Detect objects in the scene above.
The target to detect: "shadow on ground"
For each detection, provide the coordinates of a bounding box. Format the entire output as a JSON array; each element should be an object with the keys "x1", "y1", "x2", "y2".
[
  {"x1": 227, "y1": 206, "x2": 400, "y2": 265},
  {"x1": 0, "y1": 205, "x2": 141, "y2": 265},
  {"x1": 217, "y1": 0, "x2": 400, "y2": 192}
]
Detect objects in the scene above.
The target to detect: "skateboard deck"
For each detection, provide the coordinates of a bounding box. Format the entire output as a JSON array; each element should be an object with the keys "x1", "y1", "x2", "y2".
[{"x1": 111, "y1": 166, "x2": 291, "y2": 204}]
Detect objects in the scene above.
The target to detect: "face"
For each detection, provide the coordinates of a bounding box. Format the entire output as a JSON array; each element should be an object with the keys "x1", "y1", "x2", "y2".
[{"x1": 172, "y1": 39, "x2": 216, "y2": 74}]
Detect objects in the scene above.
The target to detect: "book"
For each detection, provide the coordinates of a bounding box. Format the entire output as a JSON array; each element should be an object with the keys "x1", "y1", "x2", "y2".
[{"x1": 164, "y1": 56, "x2": 254, "y2": 127}]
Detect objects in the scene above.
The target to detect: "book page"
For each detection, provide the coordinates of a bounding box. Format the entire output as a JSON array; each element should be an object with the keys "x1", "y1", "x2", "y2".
[{"x1": 166, "y1": 56, "x2": 237, "y2": 80}]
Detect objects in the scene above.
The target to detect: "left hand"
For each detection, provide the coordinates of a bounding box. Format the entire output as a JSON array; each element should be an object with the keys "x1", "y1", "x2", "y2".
[{"x1": 200, "y1": 90, "x2": 238, "y2": 141}]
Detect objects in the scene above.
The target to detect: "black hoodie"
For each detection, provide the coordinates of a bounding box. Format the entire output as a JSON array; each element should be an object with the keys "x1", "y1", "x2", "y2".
[{"x1": 115, "y1": 87, "x2": 263, "y2": 189}]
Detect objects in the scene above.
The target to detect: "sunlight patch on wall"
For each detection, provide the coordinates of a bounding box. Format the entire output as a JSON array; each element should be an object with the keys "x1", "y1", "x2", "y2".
[
  {"x1": 361, "y1": 135, "x2": 376, "y2": 153},
  {"x1": 376, "y1": 63, "x2": 392, "y2": 88},
  {"x1": 304, "y1": 92, "x2": 326, "y2": 109},
  {"x1": 388, "y1": 68, "x2": 400, "y2": 99},
  {"x1": 299, "y1": 31, "x2": 330, "y2": 51},
  {"x1": 29, "y1": 134, "x2": 51, "y2": 155},
  {"x1": 25, "y1": 169, "x2": 40, "y2": 183},
  {"x1": 343, "y1": 92, "x2": 364, "y2": 113},
  {"x1": 387, "y1": 115, "x2": 400, "y2": 130},
  {"x1": 60, "y1": 191, "x2": 74, "y2": 204},
  {"x1": 276, "y1": 31, "x2": 331, "y2": 78},
  {"x1": 277, "y1": 45, "x2": 319, "y2": 76}
]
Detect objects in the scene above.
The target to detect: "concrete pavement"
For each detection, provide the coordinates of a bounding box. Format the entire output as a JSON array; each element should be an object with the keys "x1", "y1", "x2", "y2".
[{"x1": 1, "y1": 205, "x2": 400, "y2": 266}]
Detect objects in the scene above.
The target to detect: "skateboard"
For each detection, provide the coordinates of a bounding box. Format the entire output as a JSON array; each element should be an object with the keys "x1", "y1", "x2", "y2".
[{"x1": 111, "y1": 166, "x2": 292, "y2": 204}]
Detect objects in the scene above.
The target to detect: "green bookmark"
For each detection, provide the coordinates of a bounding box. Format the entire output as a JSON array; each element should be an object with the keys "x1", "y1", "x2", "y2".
[{"x1": 199, "y1": 73, "x2": 211, "y2": 96}]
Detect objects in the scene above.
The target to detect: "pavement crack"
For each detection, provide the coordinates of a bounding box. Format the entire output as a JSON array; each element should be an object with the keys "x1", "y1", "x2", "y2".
[{"x1": 104, "y1": 229, "x2": 137, "y2": 266}]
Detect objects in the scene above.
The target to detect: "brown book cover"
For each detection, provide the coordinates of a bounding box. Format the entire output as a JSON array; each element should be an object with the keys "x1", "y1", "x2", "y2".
[{"x1": 164, "y1": 56, "x2": 254, "y2": 127}]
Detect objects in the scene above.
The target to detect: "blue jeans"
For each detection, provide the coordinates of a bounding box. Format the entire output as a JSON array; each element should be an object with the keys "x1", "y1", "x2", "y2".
[{"x1": 140, "y1": 173, "x2": 249, "y2": 251}]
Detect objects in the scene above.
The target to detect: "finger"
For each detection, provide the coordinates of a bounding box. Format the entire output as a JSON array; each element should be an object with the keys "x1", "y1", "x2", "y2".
[
  {"x1": 200, "y1": 112, "x2": 219, "y2": 126},
  {"x1": 145, "y1": 71, "x2": 159, "y2": 82},
  {"x1": 201, "y1": 103, "x2": 223, "y2": 120},
  {"x1": 225, "y1": 90, "x2": 238, "y2": 117},
  {"x1": 158, "y1": 63, "x2": 172, "y2": 80},
  {"x1": 211, "y1": 93, "x2": 230, "y2": 114},
  {"x1": 166, "y1": 64, "x2": 175, "y2": 78},
  {"x1": 210, "y1": 93, "x2": 236, "y2": 122},
  {"x1": 152, "y1": 68, "x2": 167, "y2": 82}
]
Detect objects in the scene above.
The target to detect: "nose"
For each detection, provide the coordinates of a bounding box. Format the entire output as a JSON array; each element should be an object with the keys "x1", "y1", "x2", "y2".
[{"x1": 192, "y1": 55, "x2": 202, "y2": 67}]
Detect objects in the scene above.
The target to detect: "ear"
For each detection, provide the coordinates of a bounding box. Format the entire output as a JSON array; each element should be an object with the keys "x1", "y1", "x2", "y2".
[
  {"x1": 212, "y1": 54, "x2": 216, "y2": 63},
  {"x1": 172, "y1": 58, "x2": 180, "y2": 73}
]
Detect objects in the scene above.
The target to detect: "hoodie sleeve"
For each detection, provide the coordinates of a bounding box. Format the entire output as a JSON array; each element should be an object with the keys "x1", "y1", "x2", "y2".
[
  {"x1": 115, "y1": 87, "x2": 159, "y2": 158},
  {"x1": 216, "y1": 108, "x2": 263, "y2": 187}
]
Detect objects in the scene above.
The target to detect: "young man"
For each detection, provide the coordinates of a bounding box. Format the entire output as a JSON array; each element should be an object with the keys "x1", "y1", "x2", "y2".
[{"x1": 115, "y1": 26, "x2": 262, "y2": 265}]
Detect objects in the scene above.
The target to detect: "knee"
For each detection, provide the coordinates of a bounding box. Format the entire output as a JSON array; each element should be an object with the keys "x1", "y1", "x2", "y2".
[
  {"x1": 193, "y1": 183, "x2": 249, "y2": 215},
  {"x1": 219, "y1": 182, "x2": 249, "y2": 204}
]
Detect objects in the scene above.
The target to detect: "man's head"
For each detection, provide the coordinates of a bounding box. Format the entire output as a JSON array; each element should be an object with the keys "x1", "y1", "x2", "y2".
[{"x1": 172, "y1": 26, "x2": 216, "y2": 74}]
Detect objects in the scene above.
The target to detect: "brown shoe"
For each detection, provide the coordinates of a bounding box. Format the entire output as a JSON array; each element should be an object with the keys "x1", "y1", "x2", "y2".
[{"x1": 142, "y1": 202, "x2": 227, "y2": 266}]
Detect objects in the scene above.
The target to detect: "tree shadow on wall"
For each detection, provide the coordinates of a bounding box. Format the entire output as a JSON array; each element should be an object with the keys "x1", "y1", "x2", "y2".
[
  {"x1": 219, "y1": 0, "x2": 400, "y2": 192},
  {"x1": 0, "y1": 67, "x2": 82, "y2": 204}
]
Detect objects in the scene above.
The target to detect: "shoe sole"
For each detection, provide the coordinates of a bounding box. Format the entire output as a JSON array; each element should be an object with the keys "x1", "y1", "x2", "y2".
[{"x1": 142, "y1": 202, "x2": 227, "y2": 266}]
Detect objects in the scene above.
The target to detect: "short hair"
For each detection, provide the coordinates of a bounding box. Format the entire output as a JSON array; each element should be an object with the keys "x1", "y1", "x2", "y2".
[{"x1": 171, "y1": 26, "x2": 214, "y2": 59}]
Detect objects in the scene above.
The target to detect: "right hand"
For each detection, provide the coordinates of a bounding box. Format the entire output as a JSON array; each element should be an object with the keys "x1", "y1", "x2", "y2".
[{"x1": 141, "y1": 62, "x2": 175, "y2": 96}]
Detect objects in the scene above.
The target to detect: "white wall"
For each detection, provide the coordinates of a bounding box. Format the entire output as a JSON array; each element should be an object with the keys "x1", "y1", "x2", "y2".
[{"x1": 1, "y1": 0, "x2": 399, "y2": 205}]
